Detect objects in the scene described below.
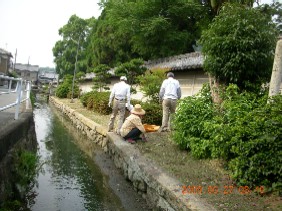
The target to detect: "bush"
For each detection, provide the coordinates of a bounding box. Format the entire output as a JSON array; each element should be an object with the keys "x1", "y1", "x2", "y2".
[
  {"x1": 173, "y1": 84, "x2": 282, "y2": 192},
  {"x1": 141, "y1": 101, "x2": 162, "y2": 125},
  {"x1": 80, "y1": 91, "x2": 95, "y2": 107},
  {"x1": 56, "y1": 74, "x2": 79, "y2": 98},
  {"x1": 92, "y1": 92, "x2": 112, "y2": 115},
  {"x1": 80, "y1": 91, "x2": 112, "y2": 115},
  {"x1": 173, "y1": 84, "x2": 214, "y2": 151}
]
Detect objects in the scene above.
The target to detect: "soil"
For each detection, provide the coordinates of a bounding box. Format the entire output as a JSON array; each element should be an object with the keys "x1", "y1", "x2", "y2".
[{"x1": 59, "y1": 98, "x2": 282, "y2": 211}]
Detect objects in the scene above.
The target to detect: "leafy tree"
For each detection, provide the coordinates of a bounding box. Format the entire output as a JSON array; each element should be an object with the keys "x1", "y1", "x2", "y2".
[
  {"x1": 56, "y1": 74, "x2": 79, "y2": 98},
  {"x1": 199, "y1": 3, "x2": 278, "y2": 92},
  {"x1": 53, "y1": 15, "x2": 96, "y2": 78},
  {"x1": 92, "y1": 64, "x2": 111, "y2": 91},
  {"x1": 93, "y1": 0, "x2": 211, "y2": 65},
  {"x1": 114, "y1": 58, "x2": 147, "y2": 86},
  {"x1": 137, "y1": 68, "x2": 167, "y2": 103},
  {"x1": 87, "y1": 8, "x2": 135, "y2": 68}
]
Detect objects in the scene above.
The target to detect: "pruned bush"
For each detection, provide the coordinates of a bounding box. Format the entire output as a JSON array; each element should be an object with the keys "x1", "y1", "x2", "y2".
[
  {"x1": 80, "y1": 91, "x2": 111, "y2": 115},
  {"x1": 141, "y1": 102, "x2": 162, "y2": 125},
  {"x1": 92, "y1": 92, "x2": 112, "y2": 115},
  {"x1": 80, "y1": 91, "x2": 95, "y2": 107}
]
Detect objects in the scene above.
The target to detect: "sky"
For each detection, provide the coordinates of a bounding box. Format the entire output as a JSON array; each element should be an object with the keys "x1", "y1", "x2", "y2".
[
  {"x1": 0, "y1": 0, "x2": 102, "y2": 68},
  {"x1": 0, "y1": 0, "x2": 276, "y2": 68}
]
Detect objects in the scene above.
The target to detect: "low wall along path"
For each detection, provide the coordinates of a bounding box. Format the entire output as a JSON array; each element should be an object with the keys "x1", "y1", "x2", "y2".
[{"x1": 50, "y1": 96, "x2": 216, "y2": 211}]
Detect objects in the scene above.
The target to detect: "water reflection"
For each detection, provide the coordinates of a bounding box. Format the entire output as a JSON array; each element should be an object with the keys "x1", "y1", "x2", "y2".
[{"x1": 31, "y1": 101, "x2": 124, "y2": 211}]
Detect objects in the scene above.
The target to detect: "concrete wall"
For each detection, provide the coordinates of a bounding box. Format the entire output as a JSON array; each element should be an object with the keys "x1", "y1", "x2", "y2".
[
  {"x1": 0, "y1": 111, "x2": 37, "y2": 203},
  {"x1": 79, "y1": 70, "x2": 209, "y2": 101},
  {"x1": 50, "y1": 96, "x2": 216, "y2": 211}
]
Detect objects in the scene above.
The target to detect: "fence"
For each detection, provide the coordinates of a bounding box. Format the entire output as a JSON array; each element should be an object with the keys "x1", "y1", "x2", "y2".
[{"x1": 0, "y1": 75, "x2": 31, "y2": 120}]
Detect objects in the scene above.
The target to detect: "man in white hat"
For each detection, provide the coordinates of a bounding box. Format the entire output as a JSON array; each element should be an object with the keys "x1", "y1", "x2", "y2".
[
  {"x1": 120, "y1": 104, "x2": 148, "y2": 144},
  {"x1": 159, "y1": 72, "x2": 181, "y2": 132},
  {"x1": 108, "y1": 76, "x2": 131, "y2": 134}
]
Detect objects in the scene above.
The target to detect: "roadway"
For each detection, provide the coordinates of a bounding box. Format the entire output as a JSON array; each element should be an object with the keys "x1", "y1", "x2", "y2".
[{"x1": 0, "y1": 87, "x2": 31, "y2": 133}]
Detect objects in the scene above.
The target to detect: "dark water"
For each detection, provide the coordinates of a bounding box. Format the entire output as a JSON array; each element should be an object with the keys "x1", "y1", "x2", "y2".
[{"x1": 30, "y1": 100, "x2": 148, "y2": 211}]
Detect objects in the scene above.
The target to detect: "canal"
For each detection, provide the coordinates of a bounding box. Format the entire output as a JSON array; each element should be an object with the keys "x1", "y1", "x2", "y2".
[{"x1": 29, "y1": 98, "x2": 150, "y2": 210}]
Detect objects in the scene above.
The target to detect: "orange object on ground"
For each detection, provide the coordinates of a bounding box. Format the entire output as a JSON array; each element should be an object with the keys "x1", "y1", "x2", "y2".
[{"x1": 143, "y1": 124, "x2": 160, "y2": 132}]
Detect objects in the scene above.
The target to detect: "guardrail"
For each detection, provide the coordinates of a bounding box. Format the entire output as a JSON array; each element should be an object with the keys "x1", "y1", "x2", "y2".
[{"x1": 0, "y1": 75, "x2": 31, "y2": 120}]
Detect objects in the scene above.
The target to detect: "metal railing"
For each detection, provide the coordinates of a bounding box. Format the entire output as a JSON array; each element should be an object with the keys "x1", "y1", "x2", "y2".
[{"x1": 0, "y1": 75, "x2": 31, "y2": 120}]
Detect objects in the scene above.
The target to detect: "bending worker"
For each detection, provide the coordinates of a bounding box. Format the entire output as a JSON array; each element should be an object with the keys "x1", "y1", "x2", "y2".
[
  {"x1": 159, "y1": 72, "x2": 181, "y2": 132},
  {"x1": 108, "y1": 76, "x2": 131, "y2": 134}
]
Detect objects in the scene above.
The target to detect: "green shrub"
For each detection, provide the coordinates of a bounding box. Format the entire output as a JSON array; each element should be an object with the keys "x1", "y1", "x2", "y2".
[
  {"x1": 80, "y1": 91, "x2": 95, "y2": 107},
  {"x1": 92, "y1": 92, "x2": 112, "y2": 115},
  {"x1": 141, "y1": 101, "x2": 162, "y2": 125},
  {"x1": 80, "y1": 91, "x2": 112, "y2": 115},
  {"x1": 56, "y1": 74, "x2": 79, "y2": 98},
  {"x1": 173, "y1": 84, "x2": 282, "y2": 192},
  {"x1": 173, "y1": 83, "x2": 214, "y2": 151}
]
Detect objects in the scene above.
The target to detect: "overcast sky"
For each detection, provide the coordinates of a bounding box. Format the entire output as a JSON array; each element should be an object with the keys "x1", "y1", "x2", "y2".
[
  {"x1": 0, "y1": 0, "x2": 102, "y2": 68},
  {"x1": 0, "y1": 0, "x2": 275, "y2": 68}
]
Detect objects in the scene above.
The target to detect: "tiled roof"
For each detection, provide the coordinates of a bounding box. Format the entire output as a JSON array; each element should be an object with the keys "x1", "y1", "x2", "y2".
[
  {"x1": 144, "y1": 52, "x2": 203, "y2": 71},
  {"x1": 15, "y1": 63, "x2": 39, "y2": 72},
  {"x1": 84, "y1": 52, "x2": 204, "y2": 79},
  {"x1": 0, "y1": 48, "x2": 13, "y2": 58}
]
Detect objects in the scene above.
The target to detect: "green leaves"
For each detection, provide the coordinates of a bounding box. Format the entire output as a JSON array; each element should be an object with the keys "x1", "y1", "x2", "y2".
[
  {"x1": 173, "y1": 84, "x2": 282, "y2": 192},
  {"x1": 53, "y1": 15, "x2": 94, "y2": 78},
  {"x1": 200, "y1": 3, "x2": 278, "y2": 91}
]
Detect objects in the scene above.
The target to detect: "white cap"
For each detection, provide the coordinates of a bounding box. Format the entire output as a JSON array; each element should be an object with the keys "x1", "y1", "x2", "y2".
[
  {"x1": 120, "y1": 76, "x2": 127, "y2": 81},
  {"x1": 126, "y1": 103, "x2": 133, "y2": 111}
]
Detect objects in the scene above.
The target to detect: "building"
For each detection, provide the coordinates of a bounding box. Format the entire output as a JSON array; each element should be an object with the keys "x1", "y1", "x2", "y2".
[
  {"x1": 14, "y1": 63, "x2": 39, "y2": 84},
  {"x1": 0, "y1": 48, "x2": 13, "y2": 76},
  {"x1": 144, "y1": 52, "x2": 208, "y2": 98},
  {"x1": 38, "y1": 72, "x2": 59, "y2": 85},
  {"x1": 80, "y1": 52, "x2": 208, "y2": 99}
]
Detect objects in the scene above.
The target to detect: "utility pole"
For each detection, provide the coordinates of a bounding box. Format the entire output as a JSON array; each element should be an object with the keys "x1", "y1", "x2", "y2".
[
  {"x1": 71, "y1": 36, "x2": 81, "y2": 103},
  {"x1": 13, "y1": 48, "x2": 17, "y2": 71}
]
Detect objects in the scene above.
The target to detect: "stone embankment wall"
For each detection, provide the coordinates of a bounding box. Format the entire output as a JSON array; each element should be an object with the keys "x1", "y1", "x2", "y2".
[
  {"x1": 0, "y1": 111, "x2": 37, "y2": 203},
  {"x1": 50, "y1": 96, "x2": 216, "y2": 211}
]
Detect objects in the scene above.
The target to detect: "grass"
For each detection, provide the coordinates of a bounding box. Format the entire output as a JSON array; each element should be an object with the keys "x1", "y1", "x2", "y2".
[{"x1": 57, "y1": 97, "x2": 282, "y2": 211}]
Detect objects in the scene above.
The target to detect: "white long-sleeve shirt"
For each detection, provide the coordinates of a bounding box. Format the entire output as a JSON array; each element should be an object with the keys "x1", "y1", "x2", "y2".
[
  {"x1": 109, "y1": 81, "x2": 131, "y2": 104},
  {"x1": 159, "y1": 77, "x2": 181, "y2": 100}
]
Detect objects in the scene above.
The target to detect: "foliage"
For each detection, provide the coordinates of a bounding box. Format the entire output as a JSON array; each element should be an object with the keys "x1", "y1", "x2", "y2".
[
  {"x1": 56, "y1": 74, "x2": 79, "y2": 98},
  {"x1": 76, "y1": 71, "x2": 85, "y2": 83},
  {"x1": 89, "y1": 0, "x2": 212, "y2": 66},
  {"x1": 141, "y1": 101, "x2": 162, "y2": 125},
  {"x1": 173, "y1": 84, "x2": 282, "y2": 192},
  {"x1": 173, "y1": 83, "x2": 214, "y2": 151},
  {"x1": 29, "y1": 91, "x2": 36, "y2": 108},
  {"x1": 13, "y1": 150, "x2": 38, "y2": 188},
  {"x1": 53, "y1": 15, "x2": 96, "y2": 78},
  {"x1": 80, "y1": 91, "x2": 95, "y2": 107},
  {"x1": 87, "y1": 9, "x2": 134, "y2": 67},
  {"x1": 91, "y1": 64, "x2": 111, "y2": 91},
  {"x1": 137, "y1": 68, "x2": 167, "y2": 103},
  {"x1": 199, "y1": 3, "x2": 278, "y2": 91},
  {"x1": 92, "y1": 91, "x2": 112, "y2": 115},
  {"x1": 80, "y1": 91, "x2": 112, "y2": 115},
  {"x1": 114, "y1": 58, "x2": 147, "y2": 86}
]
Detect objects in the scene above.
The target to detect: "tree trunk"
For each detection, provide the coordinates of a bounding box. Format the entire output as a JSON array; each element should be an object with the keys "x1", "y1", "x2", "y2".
[
  {"x1": 209, "y1": 74, "x2": 222, "y2": 105},
  {"x1": 269, "y1": 39, "x2": 282, "y2": 98}
]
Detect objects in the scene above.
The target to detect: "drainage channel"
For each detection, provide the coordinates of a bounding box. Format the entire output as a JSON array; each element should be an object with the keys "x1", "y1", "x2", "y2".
[{"x1": 30, "y1": 99, "x2": 150, "y2": 211}]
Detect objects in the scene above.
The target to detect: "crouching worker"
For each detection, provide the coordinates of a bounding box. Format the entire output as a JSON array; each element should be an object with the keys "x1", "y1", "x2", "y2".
[{"x1": 120, "y1": 104, "x2": 148, "y2": 144}]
